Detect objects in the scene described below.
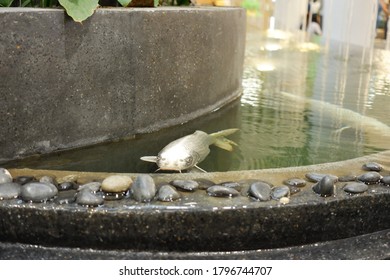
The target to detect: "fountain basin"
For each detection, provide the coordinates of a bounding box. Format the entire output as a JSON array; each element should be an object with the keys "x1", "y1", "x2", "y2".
[{"x1": 1, "y1": 151, "x2": 390, "y2": 258}]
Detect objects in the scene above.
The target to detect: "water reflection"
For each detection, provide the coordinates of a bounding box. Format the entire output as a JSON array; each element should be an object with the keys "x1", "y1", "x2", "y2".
[{"x1": 4, "y1": 26, "x2": 390, "y2": 173}]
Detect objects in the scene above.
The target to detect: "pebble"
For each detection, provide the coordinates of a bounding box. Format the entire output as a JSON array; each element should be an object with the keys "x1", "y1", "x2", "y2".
[
  {"x1": 220, "y1": 181, "x2": 241, "y2": 189},
  {"x1": 57, "y1": 181, "x2": 77, "y2": 191},
  {"x1": 357, "y1": 172, "x2": 383, "y2": 184},
  {"x1": 283, "y1": 178, "x2": 306, "y2": 188},
  {"x1": 249, "y1": 181, "x2": 271, "y2": 201},
  {"x1": 288, "y1": 185, "x2": 301, "y2": 195},
  {"x1": 21, "y1": 182, "x2": 58, "y2": 202},
  {"x1": 0, "y1": 182, "x2": 22, "y2": 200},
  {"x1": 39, "y1": 176, "x2": 57, "y2": 186},
  {"x1": 76, "y1": 190, "x2": 104, "y2": 206},
  {"x1": 132, "y1": 174, "x2": 156, "y2": 202},
  {"x1": 194, "y1": 178, "x2": 216, "y2": 190},
  {"x1": 0, "y1": 168, "x2": 12, "y2": 184},
  {"x1": 380, "y1": 176, "x2": 390, "y2": 186},
  {"x1": 279, "y1": 197, "x2": 290, "y2": 204},
  {"x1": 101, "y1": 175, "x2": 132, "y2": 193},
  {"x1": 207, "y1": 185, "x2": 240, "y2": 197},
  {"x1": 170, "y1": 180, "x2": 199, "y2": 192},
  {"x1": 343, "y1": 182, "x2": 368, "y2": 194},
  {"x1": 157, "y1": 185, "x2": 181, "y2": 202},
  {"x1": 271, "y1": 186, "x2": 290, "y2": 200},
  {"x1": 305, "y1": 173, "x2": 338, "y2": 183},
  {"x1": 14, "y1": 176, "x2": 35, "y2": 185},
  {"x1": 78, "y1": 182, "x2": 101, "y2": 192},
  {"x1": 338, "y1": 175, "x2": 357, "y2": 182},
  {"x1": 362, "y1": 162, "x2": 383, "y2": 172},
  {"x1": 55, "y1": 190, "x2": 77, "y2": 204},
  {"x1": 312, "y1": 175, "x2": 336, "y2": 197}
]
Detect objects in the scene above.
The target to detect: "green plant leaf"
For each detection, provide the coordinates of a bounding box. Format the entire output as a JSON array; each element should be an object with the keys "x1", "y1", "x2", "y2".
[
  {"x1": 0, "y1": 0, "x2": 14, "y2": 7},
  {"x1": 58, "y1": 0, "x2": 99, "y2": 22},
  {"x1": 117, "y1": 0, "x2": 132, "y2": 6}
]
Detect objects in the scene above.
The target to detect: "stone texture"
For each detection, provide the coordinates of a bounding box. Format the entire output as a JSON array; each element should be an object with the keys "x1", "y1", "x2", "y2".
[
  {"x1": 0, "y1": 7, "x2": 246, "y2": 163},
  {"x1": 101, "y1": 175, "x2": 132, "y2": 193}
]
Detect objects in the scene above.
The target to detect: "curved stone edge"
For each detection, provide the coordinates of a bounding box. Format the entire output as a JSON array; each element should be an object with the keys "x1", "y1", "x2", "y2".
[{"x1": 8, "y1": 150, "x2": 390, "y2": 186}]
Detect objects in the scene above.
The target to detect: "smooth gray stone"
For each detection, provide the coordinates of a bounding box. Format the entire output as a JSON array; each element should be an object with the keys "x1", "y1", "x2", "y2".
[
  {"x1": 207, "y1": 185, "x2": 239, "y2": 197},
  {"x1": 132, "y1": 174, "x2": 156, "y2": 202},
  {"x1": 249, "y1": 182, "x2": 271, "y2": 201},
  {"x1": 39, "y1": 176, "x2": 57, "y2": 186},
  {"x1": 194, "y1": 178, "x2": 215, "y2": 190},
  {"x1": 76, "y1": 190, "x2": 104, "y2": 206},
  {"x1": 283, "y1": 178, "x2": 306, "y2": 188},
  {"x1": 220, "y1": 181, "x2": 241, "y2": 189},
  {"x1": 170, "y1": 180, "x2": 199, "y2": 192},
  {"x1": 312, "y1": 175, "x2": 336, "y2": 197},
  {"x1": 0, "y1": 168, "x2": 12, "y2": 184},
  {"x1": 157, "y1": 185, "x2": 181, "y2": 202},
  {"x1": 362, "y1": 162, "x2": 383, "y2": 172},
  {"x1": 78, "y1": 182, "x2": 101, "y2": 192},
  {"x1": 14, "y1": 176, "x2": 35, "y2": 185},
  {"x1": 306, "y1": 173, "x2": 338, "y2": 183},
  {"x1": 0, "y1": 182, "x2": 22, "y2": 199},
  {"x1": 357, "y1": 172, "x2": 383, "y2": 184},
  {"x1": 21, "y1": 182, "x2": 58, "y2": 202},
  {"x1": 271, "y1": 186, "x2": 290, "y2": 200},
  {"x1": 380, "y1": 176, "x2": 390, "y2": 186},
  {"x1": 338, "y1": 175, "x2": 357, "y2": 182},
  {"x1": 343, "y1": 183, "x2": 368, "y2": 194}
]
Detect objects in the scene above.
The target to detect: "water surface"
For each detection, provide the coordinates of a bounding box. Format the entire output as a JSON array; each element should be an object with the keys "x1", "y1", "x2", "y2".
[{"x1": 5, "y1": 27, "x2": 390, "y2": 173}]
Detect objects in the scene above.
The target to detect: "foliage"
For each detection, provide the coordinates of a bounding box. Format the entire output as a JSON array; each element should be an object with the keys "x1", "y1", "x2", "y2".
[
  {"x1": 58, "y1": 0, "x2": 99, "y2": 22},
  {"x1": 0, "y1": 0, "x2": 14, "y2": 7},
  {"x1": 0, "y1": 0, "x2": 181, "y2": 22}
]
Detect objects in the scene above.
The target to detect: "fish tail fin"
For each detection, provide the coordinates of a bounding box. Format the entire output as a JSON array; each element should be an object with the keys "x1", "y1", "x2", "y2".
[{"x1": 210, "y1": 128, "x2": 239, "y2": 152}]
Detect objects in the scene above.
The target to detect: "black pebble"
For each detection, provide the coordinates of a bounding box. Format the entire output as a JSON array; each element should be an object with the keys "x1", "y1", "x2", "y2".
[
  {"x1": 170, "y1": 180, "x2": 199, "y2": 192},
  {"x1": 343, "y1": 182, "x2": 368, "y2": 194},
  {"x1": 283, "y1": 178, "x2": 306, "y2": 188},
  {"x1": 312, "y1": 175, "x2": 336, "y2": 197},
  {"x1": 271, "y1": 186, "x2": 290, "y2": 199},
  {"x1": 357, "y1": 172, "x2": 382, "y2": 184},
  {"x1": 207, "y1": 185, "x2": 240, "y2": 197},
  {"x1": 362, "y1": 162, "x2": 383, "y2": 172},
  {"x1": 14, "y1": 176, "x2": 35, "y2": 185},
  {"x1": 249, "y1": 181, "x2": 271, "y2": 201},
  {"x1": 381, "y1": 176, "x2": 390, "y2": 186}
]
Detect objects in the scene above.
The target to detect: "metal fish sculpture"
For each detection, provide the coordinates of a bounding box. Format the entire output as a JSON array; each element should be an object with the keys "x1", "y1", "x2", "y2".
[{"x1": 140, "y1": 128, "x2": 239, "y2": 172}]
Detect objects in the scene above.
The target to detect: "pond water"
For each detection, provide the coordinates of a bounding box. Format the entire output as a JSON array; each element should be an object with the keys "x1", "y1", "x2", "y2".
[{"x1": 5, "y1": 26, "x2": 390, "y2": 173}]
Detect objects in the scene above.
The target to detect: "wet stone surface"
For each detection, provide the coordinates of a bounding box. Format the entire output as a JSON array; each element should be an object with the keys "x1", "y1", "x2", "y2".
[
  {"x1": 312, "y1": 175, "x2": 336, "y2": 197},
  {"x1": 157, "y1": 185, "x2": 181, "y2": 202},
  {"x1": 0, "y1": 182, "x2": 22, "y2": 200},
  {"x1": 343, "y1": 182, "x2": 369, "y2": 194},
  {"x1": 76, "y1": 189, "x2": 104, "y2": 206},
  {"x1": 357, "y1": 172, "x2": 383, "y2": 184},
  {"x1": 0, "y1": 160, "x2": 389, "y2": 208},
  {"x1": 21, "y1": 182, "x2": 58, "y2": 202},
  {"x1": 248, "y1": 181, "x2": 272, "y2": 201},
  {"x1": 132, "y1": 174, "x2": 156, "y2": 202},
  {"x1": 362, "y1": 162, "x2": 383, "y2": 172},
  {"x1": 0, "y1": 168, "x2": 12, "y2": 184},
  {"x1": 170, "y1": 180, "x2": 199, "y2": 192},
  {"x1": 271, "y1": 186, "x2": 290, "y2": 200},
  {"x1": 207, "y1": 185, "x2": 240, "y2": 197},
  {"x1": 283, "y1": 178, "x2": 306, "y2": 188}
]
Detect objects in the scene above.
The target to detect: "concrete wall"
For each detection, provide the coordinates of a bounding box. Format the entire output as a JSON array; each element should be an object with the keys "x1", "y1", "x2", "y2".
[{"x1": 0, "y1": 7, "x2": 246, "y2": 162}]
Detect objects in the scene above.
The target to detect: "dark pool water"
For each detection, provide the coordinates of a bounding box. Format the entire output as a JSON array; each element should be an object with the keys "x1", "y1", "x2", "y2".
[{"x1": 5, "y1": 27, "x2": 390, "y2": 173}]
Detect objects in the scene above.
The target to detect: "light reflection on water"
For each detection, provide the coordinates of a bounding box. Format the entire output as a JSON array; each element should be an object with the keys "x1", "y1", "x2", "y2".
[{"x1": 5, "y1": 28, "x2": 390, "y2": 173}]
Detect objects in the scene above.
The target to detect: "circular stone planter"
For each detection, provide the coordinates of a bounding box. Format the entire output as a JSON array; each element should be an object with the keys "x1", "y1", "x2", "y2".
[
  {"x1": 1, "y1": 151, "x2": 390, "y2": 259},
  {"x1": 0, "y1": 7, "x2": 246, "y2": 163}
]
